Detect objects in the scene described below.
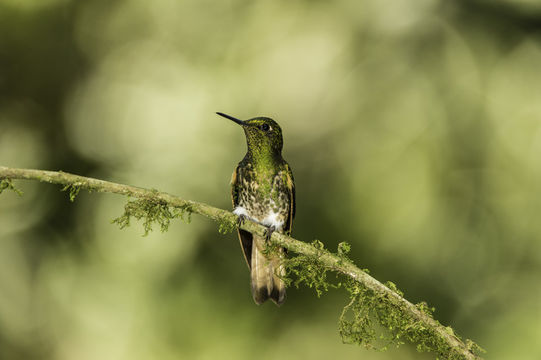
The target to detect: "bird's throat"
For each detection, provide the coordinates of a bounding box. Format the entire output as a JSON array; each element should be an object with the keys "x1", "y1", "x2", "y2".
[{"x1": 247, "y1": 149, "x2": 281, "y2": 176}]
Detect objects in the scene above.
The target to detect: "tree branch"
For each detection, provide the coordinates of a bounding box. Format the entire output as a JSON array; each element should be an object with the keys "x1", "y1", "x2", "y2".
[{"x1": 0, "y1": 166, "x2": 483, "y2": 360}]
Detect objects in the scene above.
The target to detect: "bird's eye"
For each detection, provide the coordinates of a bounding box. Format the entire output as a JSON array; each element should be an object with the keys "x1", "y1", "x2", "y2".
[{"x1": 260, "y1": 124, "x2": 270, "y2": 132}]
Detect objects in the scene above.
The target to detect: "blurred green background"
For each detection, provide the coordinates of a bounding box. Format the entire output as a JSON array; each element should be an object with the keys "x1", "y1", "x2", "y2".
[{"x1": 1, "y1": 0, "x2": 541, "y2": 359}]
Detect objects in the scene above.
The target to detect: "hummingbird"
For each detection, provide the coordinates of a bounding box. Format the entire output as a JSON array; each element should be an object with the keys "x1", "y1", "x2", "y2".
[{"x1": 217, "y1": 112, "x2": 296, "y2": 306}]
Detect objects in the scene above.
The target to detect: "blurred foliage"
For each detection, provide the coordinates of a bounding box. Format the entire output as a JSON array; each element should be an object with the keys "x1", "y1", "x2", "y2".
[{"x1": 2, "y1": 0, "x2": 541, "y2": 359}]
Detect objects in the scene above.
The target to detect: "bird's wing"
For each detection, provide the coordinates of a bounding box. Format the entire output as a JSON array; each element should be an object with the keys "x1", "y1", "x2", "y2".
[
  {"x1": 284, "y1": 163, "x2": 296, "y2": 236},
  {"x1": 231, "y1": 165, "x2": 253, "y2": 268}
]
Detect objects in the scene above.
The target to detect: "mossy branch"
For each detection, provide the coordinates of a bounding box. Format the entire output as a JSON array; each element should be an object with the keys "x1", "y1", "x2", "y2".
[{"x1": 0, "y1": 166, "x2": 484, "y2": 360}]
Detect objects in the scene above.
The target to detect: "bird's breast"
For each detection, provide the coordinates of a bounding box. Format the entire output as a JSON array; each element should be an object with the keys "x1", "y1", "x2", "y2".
[{"x1": 235, "y1": 171, "x2": 289, "y2": 231}]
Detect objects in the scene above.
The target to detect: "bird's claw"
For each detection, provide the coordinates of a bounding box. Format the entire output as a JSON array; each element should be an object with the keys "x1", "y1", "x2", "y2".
[
  {"x1": 264, "y1": 225, "x2": 276, "y2": 242},
  {"x1": 237, "y1": 214, "x2": 247, "y2": 227}
]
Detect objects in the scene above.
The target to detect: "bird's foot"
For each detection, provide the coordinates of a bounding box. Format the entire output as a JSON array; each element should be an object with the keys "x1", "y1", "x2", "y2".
[
  {"x1": 264, "y1": 225, "x2": 276, "y2": 242},
  {"x1": 237, "y1": 214, "x2": 247, "y2": 227}
]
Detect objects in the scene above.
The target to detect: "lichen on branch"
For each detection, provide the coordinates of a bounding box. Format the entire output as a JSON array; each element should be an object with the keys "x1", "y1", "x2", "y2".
[{"x1": 0, "y1": 166, "x2": 484, "y2": 360}]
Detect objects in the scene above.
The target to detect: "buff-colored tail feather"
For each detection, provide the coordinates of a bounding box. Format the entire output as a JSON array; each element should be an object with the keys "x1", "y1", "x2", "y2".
[{"x1": 250, "y1": 235, "x2": 286, "y2": 306}]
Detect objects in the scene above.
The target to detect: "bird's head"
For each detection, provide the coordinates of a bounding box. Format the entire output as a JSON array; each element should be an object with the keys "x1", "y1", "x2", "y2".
[{"x1": 217, "y1": 112, "x2": 284, "y2": 158}]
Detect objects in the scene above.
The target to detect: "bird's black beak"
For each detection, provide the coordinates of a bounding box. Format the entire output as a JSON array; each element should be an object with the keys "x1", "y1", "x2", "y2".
[{"x1": 216, "y1": 112, "x2": 245, "y2": 126}]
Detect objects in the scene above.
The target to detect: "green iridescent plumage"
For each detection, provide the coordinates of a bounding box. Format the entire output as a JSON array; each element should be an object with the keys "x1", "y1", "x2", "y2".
[{"x1": 218, "y1": 112, "x2": 295, "y2": 306}]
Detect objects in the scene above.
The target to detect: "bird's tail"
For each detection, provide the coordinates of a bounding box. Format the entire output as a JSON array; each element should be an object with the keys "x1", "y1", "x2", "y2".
[{"x1": 251, "y1": 235, "x2": 286, "y2": 306}]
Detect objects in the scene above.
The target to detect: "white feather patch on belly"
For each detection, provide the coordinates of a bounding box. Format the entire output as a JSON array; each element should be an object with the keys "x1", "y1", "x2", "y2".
[
  {"x1": 261, "y1": 211, "x2": 284, "y2": 231},
  {"x1": 234, "y1": 206, "x2": 284, "y2": 231},
  {"x1": 234, "y1": 206, "x2": 258, "y2": 223},
  {"x1": 233, "y1": 206, "x2": 249, "y2": 217}
]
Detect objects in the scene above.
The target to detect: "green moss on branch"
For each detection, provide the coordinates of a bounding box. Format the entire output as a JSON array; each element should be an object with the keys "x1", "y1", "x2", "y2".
[
  {"x1": 112, "y1": 197, "x2": 192, "y2": 236},
  {"x1": 0, "y1": 166, "x2": 484, "y2": 360},
  {"x1": 0, "y1": 179, "x2": 23, "y2": 196}
]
